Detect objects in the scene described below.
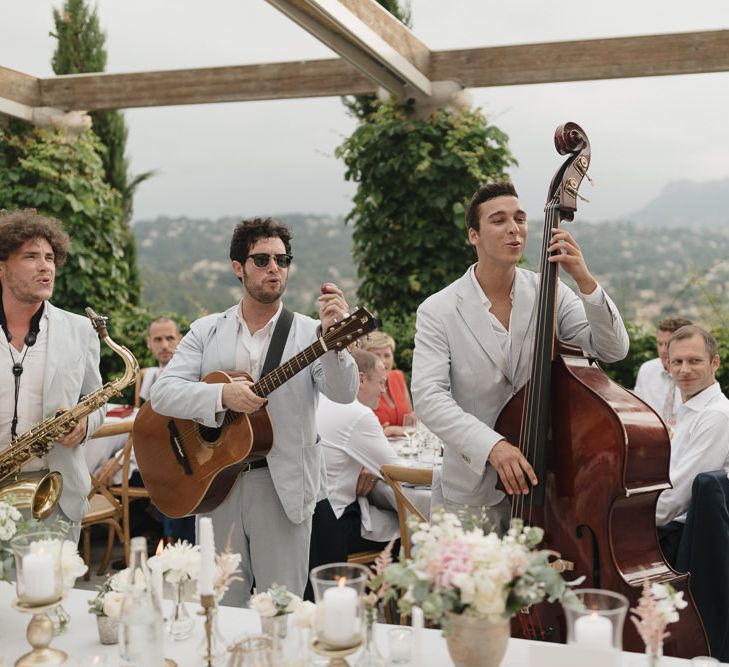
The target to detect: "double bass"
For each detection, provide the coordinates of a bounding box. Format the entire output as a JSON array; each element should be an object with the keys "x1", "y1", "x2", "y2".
[{"x1": 495, "y1": 122, "x2": 708, "y2": 657}]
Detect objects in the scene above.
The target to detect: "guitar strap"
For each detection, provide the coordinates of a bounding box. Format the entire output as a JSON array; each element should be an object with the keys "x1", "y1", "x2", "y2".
[{"x1": 260, "y1": 307, "x2": 294, "y2": 378}]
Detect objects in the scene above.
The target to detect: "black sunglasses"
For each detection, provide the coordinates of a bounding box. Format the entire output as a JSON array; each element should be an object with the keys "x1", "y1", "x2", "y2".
[{"x1": 246, "y1": 253, "x2": 293, "y2": 268}]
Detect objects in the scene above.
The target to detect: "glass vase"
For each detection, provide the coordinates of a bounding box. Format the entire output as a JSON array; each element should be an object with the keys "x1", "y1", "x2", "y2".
[
  {"x1": 355, "y1": 606, "x2": 386, "y2": 667},
  {"x1": 51, "y1": 603, "x2": 71, "y2": 634},
  {"x1": 646, "y1": 642, "x2": 663, "y2": 667},
  {"x1": 167, "y1": 578, "x2": 194, "y2": 640}
]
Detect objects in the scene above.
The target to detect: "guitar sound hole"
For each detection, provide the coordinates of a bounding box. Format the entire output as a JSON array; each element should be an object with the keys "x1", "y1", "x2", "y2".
[{"x1": 198, "y1": 425, "x2": 222, "y2": 444}]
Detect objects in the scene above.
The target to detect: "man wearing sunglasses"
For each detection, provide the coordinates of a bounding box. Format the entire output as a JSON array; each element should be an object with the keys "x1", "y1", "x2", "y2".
[{"x1": 152, "y1": 217, "x2": 359, "y2": 605}]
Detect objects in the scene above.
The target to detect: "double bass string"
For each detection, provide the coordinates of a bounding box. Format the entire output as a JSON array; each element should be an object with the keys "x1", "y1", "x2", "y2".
[{"x1": 515, "y1": 198, "x2": 560, "y2": 526}]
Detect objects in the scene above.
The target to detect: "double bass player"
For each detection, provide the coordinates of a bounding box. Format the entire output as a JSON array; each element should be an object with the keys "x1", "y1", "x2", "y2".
[{"x1": 411, "y1": 181, "x2": 629, "y2": 532}]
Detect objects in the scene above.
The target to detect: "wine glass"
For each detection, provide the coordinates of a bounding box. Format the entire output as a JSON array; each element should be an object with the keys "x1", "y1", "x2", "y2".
[{"x1": 402, "y1": 413, "x2": 419, "y2": 453}]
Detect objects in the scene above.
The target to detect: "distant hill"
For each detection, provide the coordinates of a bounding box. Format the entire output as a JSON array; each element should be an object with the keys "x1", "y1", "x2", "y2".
[
  {"x1": 133, "y1": 214, "x2": 356, "y2": 319},
  {"x1": 622, "y1": 178, "x2": 729, "y2": 228},
  {"x1": 523, "y1": 220, "x2": 729, "y2": 327}
]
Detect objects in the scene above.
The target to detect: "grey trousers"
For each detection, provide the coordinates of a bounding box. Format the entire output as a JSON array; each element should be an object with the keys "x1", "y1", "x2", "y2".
[{"x1": 202, "y1": 467, "x2": 312, "y2": 607}]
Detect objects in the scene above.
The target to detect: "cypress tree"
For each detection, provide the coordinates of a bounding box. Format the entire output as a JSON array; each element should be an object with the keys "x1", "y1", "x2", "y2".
[{"x1": 51, "y1": 0, "x2": 152, "y2": 303}]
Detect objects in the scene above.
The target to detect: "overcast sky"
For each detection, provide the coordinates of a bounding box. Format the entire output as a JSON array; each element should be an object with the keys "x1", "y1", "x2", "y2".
[{"x1": 1, "y1": 0, "x2": 728, "y2": 225}]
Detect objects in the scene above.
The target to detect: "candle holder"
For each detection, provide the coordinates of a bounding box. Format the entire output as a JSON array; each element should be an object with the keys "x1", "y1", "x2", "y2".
[
  {"x1": 12, "y1": 594, "x2": 67, "y2": 666},
  {"x1": 310, "y1": 562, "x2": 369, "y2": 652},
  {"x1": 197, "y1": 593, "x2": 225, "y2": 667},
  {"x1": 562, "y1": 588, "x2": 629, "y2": 650},
  {"x1": 311, "y1": 637, "x2": 360, "y2": 667},
  {"x1": 10, "y1": 529, "x2": 65, "y2": 606}
]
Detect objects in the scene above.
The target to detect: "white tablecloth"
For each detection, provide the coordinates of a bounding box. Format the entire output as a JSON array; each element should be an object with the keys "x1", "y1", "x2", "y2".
[{"x1": 0, "y1": 584, "x2": 716, "y2": 666}]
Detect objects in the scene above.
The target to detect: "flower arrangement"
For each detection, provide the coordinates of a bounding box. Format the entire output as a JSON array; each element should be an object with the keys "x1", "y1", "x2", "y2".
[
  {"x1": 159, "y1": 539, "x2": 201, "y2": 583},
  {"x1": 0, "y1": 500, "x2": 22, "y2": 582},
  {"x1": 213, "y1": 547, "x2": 243, "y2": 601},
  {"x1": 250, "y1": 583, "x2": 302, "y2": 618},
  {"x1": 384, "y1": 512, "x2": 571, "y2": 625},
  {"x1": 630, "y1": 582, "x2": 687, "y2": 660},
  {"x1": 364, "y1": 538, "x2": 395, "y2": 610},
  {"x1": 87, "y1": 569, "x2": 136, "y2": 619}
]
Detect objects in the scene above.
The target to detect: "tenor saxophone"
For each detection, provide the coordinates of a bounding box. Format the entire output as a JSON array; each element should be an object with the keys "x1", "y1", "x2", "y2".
[{"x1": 0, "y1": 307, "x2": 139, "y2": 519}]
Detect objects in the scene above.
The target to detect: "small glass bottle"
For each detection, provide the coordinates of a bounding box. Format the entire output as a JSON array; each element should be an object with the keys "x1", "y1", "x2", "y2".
[{"x1": 119, "y1": 537, "x2": 165, "y2": 667}]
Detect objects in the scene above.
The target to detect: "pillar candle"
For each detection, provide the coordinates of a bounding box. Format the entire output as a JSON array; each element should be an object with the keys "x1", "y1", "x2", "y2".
[
  {"x1": 147, "y1": 555, "x2": 164, "y2": 605},
  {"x1": 574, "y1": 612, "x2": 613, "y2": 648},
  {"x1": 411, "y1": 605, "x2": 424, "y2": 663},
  {"x1": 22, "y1": 551, "x2": 56, "y2": 603},
  {"x1": 322, "y1": 579, "x2": 357, "y2": 646},
  {"x1": 197, "y1": 517, "x2": 215, "y2": 596}
]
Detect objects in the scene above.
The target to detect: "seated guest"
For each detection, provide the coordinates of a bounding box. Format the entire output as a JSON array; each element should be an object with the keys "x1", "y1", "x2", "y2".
[
  {"x1": 138, "y1": 317, "x2": 182, "y2": 403},
  {"x1": 634, "y1": 316, "x2": 692, "y2": 429},
  {"x1": 362, "y1": 331, "x2": 413, "y2": 437},
  {"x1": 657, "y1": 325, "x2": 729, "y2": 555},
  {"x1": 316, "y1": 349, "x2": 401, "y2": 557}
]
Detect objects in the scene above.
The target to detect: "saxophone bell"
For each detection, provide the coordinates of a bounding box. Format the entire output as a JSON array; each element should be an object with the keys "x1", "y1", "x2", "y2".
[{"x1": 0, "y1": 471, "x2": 63, "y2": 520}]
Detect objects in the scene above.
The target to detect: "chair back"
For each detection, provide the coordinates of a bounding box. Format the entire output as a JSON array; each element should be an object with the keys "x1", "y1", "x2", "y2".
[
  {"x1": 675, "y1": 469, "x2": 729, "y2": 661},
  {"x1": 134, "y1": 367, "x2": 148, "y2": 408},
  {"x1": 380, "y1": 464, "x2": 432, "y2": 559}
]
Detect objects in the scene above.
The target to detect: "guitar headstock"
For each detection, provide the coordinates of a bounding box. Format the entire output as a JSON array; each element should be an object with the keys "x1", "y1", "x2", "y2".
[{"x1": 323, "y1": 307, "x2": 380, "y2": 351}]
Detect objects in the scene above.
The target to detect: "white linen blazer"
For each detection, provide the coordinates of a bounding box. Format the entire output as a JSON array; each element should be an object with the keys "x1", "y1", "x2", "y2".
[
  {"x1": 411, "y1": 266, "x2": 629, "y2": 509},
  {"x1": 44, "y1": 302, "x2": 105, "y2": 522},
  {"x1": 151, "y1": 304, "x2": 359, "y2": 524}
]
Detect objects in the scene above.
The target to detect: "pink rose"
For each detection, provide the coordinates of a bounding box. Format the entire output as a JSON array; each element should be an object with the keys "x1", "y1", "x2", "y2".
[{"x1": 427, "y1": 540, "x2": 473, "y2": 589}]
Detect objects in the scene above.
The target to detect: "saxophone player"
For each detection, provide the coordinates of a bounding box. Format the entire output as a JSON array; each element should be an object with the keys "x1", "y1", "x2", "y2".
[{"x1": 0, "y1": 209, "x2": 105, "y2": 542}]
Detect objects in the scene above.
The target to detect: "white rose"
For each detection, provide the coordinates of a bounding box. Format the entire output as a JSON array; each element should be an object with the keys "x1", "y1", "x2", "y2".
[
  {"x1": 61, "y1": 540, "x2": 88, "y2": 589},
  {"x1": 250, "y1": 592, "x2": 278, "y2": 618},
  {"x1": 285, "y1": 593, "x2": 302, "y2": 613},
  {"x1": 292, "y1": 600, "x2": 317, "y2": 628},
  {"x1": 102, "y1": 591, "x2": 124, "y2": 619}
]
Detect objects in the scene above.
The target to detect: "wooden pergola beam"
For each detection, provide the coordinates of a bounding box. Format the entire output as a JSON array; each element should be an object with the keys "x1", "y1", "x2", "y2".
[
  {"x1": 0, "y1": 66, "x2": 42, "y2": 107},
  {"x1": 264, "y1": 0, "x2": 432, "y2": 97},
  {"x1": 1, "y1": 30, "x2": 727, "y2": 114},
  {"x1": 38, "y1": 59, "x2": 377, "y2": 110},
  {"x1": 431, "y1": 30, "x2": 729, "y2": 87}
]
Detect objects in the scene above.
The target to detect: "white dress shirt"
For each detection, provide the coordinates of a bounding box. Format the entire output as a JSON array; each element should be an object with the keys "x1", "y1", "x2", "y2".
[
  {"x1": 468, "y1": 266, "x2": 608, "y2": 381},
  {"x1": 634, "y1": 357, "x2": 682, "y2": 425},
  {"x1": 317, "y1": 395, "x2": 400, "y2": 540},
  {"x1": 0, "y1": 305, "x2": 49, "y2": 471},
  {"x1": 656, "y1": 382, "x2": 729, "y2": 525},
  {"x1": 138, "y1": 366, "x2": 162, "y2": 402},
  {"x1": 214, "y1": 301, "x2": 282, "y2": 411}
]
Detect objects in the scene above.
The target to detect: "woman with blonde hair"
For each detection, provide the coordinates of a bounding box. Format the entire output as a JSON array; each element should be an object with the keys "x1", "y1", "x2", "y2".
[{"x1": 362, "y1": 331, "x2": 413, "y2": 437}]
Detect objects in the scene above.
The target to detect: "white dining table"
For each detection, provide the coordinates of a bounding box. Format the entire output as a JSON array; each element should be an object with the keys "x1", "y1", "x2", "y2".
[{"x1": 0, "y1": 584, "x2": 719, "y2": 666}]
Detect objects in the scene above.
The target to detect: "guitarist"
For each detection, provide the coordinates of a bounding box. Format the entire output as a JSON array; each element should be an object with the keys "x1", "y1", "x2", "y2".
[{"x1": 151, "y1": 217, "x2": 358, "y2": 606}]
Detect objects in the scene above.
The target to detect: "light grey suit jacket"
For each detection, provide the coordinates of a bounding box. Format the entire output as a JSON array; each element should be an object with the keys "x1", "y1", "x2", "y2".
[
  {"x1": 411, "y1": 266, "x2": 629, "y2": 509},
  {"x1": 151, "y1": 304, "x2": 359, "y2": 524},
  {"x1": 44, "y1": 302, "x2": 105, "y2": 522}
]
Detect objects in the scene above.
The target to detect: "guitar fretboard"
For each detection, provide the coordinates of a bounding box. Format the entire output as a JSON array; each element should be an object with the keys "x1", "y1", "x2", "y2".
[{"x1": 221, "y1": 337, "x2": 329, "y2": 427}]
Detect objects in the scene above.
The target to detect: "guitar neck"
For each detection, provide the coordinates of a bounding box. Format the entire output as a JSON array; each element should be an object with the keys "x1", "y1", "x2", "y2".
[{"x1": 252, "y1": 338, "x2": 329, "y2": 398}]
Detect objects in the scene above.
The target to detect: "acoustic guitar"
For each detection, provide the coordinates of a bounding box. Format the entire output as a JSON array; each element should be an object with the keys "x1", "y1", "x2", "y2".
[{"x1": 132, "y1": 307, "x2": 378, "y2": 517}]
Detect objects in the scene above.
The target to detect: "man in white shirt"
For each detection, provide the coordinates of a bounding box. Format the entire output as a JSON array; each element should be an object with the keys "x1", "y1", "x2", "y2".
[
  {"x1": 138, "y1": 317, "x2": 181, "y2": 402},
  {"x1": 0, "y1": 209, "x2": 105, "y2": 541},
  {"x1": 634, "y1": 317, "x2": 692, "y2": 428},
  {"x1": 656, "y1": 325, "x2": 729, "y2": 536},
  {"x1": 315, "y1": 349, "x2": 401, "y2": 558},
  {"x1": 412, "y1": 181, "x2": 629, "y2": 532}
]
